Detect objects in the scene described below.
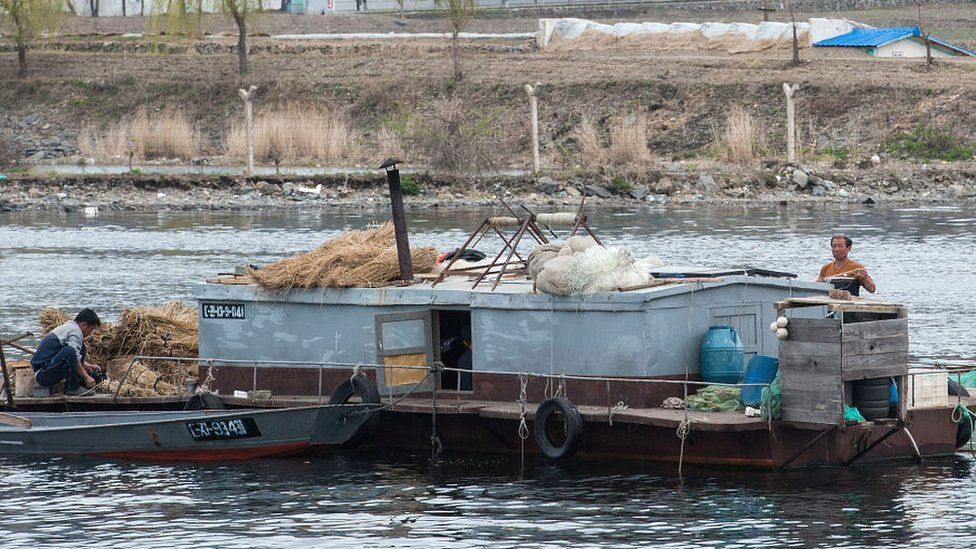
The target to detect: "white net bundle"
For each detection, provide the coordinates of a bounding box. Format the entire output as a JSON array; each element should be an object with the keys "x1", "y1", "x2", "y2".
[{"x1": 529, "y1": 236, "x2": 652, "y2": 295}]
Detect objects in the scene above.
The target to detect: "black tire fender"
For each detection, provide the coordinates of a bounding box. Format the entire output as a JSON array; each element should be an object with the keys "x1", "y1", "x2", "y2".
[
  {"x1": 533, "y1": 397, "x2": 584, "y2": 460},
  {"x1": 184, "y1": 392, "x2": 226, "y2": 411},
  {"x1": 949, "y1": 379, "x2": 970, "y2": 398},
  {"x1": 329, "y1": 375, "x2": 381, "y2": 447},
  {"x1": 957, "y1": 416, "x2": 973, "y2": 449}
]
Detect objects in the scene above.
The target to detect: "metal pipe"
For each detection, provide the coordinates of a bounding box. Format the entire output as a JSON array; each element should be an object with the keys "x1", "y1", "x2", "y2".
[{"x1": 382, "y1": 159, "x2": 413, "y2": 281}]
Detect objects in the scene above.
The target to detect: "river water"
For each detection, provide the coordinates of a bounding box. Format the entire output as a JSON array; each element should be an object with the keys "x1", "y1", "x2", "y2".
[{"x1": 2, "y1": 204, "x2": 976, "y2": 547}]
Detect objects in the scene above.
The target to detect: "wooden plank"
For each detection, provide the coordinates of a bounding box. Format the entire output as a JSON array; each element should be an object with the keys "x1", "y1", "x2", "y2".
[
  {"x1": 781, "y1": 370, "x2": 844, "y2": 393},
  {"x1": 842, "y1": 334, "x2": 909, "y2": 356},
  {"x1": 842, "y1": 352, "x2": 909, "y2": 381},
  {"x1": 0, "y1": 412, "x2": 31, "y2": 429},
  {"x1": 785, "y1": 318, "x2": 841, "y2": 330},
  {"x1": 785, "y1": 326, "x2": 842, "y2": 344},
  {"x1": 778, "y1": 340, "x2": 841, "y2": 359},
  {"x1": 777, "y1": 296, "x2": 902, "y2": 315},
  {"x1": 778, "y1": 355, "x2": 842, "y2": 376},
  {"x1": 842, "y1": 318, "x2": 908, "y2": 339},
  {"x1": 782, "y1": 408, "x2": 842, "y2": 425}
]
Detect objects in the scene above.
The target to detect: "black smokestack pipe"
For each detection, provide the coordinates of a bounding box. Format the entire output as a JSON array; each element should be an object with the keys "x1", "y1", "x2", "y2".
[{"x1": 380, "y1": 158, "x2": 413, "y2": 281}]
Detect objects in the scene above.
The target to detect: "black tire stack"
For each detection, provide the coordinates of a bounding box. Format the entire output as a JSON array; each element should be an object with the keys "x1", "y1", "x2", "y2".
[{"x1": 853, "y1": 378, "x2": 891, "y2": 420}]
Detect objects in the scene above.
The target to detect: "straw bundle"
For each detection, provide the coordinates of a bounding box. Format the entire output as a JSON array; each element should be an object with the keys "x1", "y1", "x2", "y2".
[
  {"x1": 250, "y1": 222, "x2": 438, "y2": 291},
  {"x1": 103, "y1": 359, "x2": 179, "y2": 397}
]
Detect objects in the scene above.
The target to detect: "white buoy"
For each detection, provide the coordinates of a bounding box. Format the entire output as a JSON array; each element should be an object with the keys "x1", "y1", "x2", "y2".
[
  {"x1": 776, "y1": 328, "x2": 789, "y2": 340},
  {"x1": 769, "y1": 321, "x2": 779, "y2": 332},
  {"x1": 776, "y1": 316, "x2": 789, "y2": 328}
]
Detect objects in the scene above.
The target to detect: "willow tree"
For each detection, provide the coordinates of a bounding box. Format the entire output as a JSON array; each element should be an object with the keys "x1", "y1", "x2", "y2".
[
  {"x1": 0, "y1": 0, "x2": 63, "y2": 78},
  {"x1": 149, "y1": 0, "x2": 263, "y2": 76},
  {"x1": 434, "y1": 0, "x2": 476, "y2": 81}
]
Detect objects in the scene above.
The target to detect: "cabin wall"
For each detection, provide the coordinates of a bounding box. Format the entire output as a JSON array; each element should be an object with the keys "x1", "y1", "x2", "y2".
[{"x1": 196, "y1": 280, "x2": 827, "y2": 387}]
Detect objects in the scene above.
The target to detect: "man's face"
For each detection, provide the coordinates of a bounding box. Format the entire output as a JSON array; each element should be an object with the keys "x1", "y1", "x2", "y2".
[
  {"x1": 831, "y1": 238, "x2": 850, "y2": 261},
  {"x1": 79, "y1": 321, "x2": 93, "y2": 337}
]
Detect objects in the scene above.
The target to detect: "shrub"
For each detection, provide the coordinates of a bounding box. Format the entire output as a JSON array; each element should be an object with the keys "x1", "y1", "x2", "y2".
[
  {"x1": 0, "y1": 135, "x2": 20, "y2": 168},
  {"x1": 400, "y1": 176, "x2": 421, "y2": 196},
  {"x1": 410, "y1": 96, "x2": 500, "y2": 174},
  {"x1": 885, "y1": 126, "x2": 974, "y2": 161},
  {"x1": 610, "y1": 175, "x2": 632, "y2": 193}
]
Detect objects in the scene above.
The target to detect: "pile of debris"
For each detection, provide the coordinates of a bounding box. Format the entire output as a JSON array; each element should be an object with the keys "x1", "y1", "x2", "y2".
[
  {"x1": 39, "y1": 302, "x2": 198, "y2": 396},
  {"x1": 249, "y1": 221, "x2": 438, "y2": 291},
  {"x1": 776, "y1": 165, "x2": 839, "y2": 197}
]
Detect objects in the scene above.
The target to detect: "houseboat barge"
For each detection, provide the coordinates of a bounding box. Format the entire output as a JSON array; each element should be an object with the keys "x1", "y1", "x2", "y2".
[{"x1": 188, "y1": 268, "x2": 972, "y2": 469}]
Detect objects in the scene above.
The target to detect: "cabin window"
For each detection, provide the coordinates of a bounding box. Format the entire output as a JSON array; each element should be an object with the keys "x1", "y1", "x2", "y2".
[{"x1": 435, "y1": 310, "x2": 473, "y2": 392}]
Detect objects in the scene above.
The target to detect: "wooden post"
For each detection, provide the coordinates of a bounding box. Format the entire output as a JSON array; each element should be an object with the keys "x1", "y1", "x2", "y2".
[
  {"x1": 381, "y1": 159, "x2": 414, "y2": 281},
  {"x1": 783, "y1": 83, "x2": 798, "y2": 164},
  {"x1": 238, "y1": 85, "x2": 257, "y2": 177},
  {"x1": 525, "y1": 83, "x2": 540, "y2": 173},
  {"x1": 0, "y1": 343, "x2": 13, "y2": 406}
]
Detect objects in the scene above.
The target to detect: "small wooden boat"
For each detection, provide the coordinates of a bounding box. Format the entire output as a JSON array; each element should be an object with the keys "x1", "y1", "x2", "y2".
[{"x1": 0, "y1": 404, "x2": 371, "y2": 461}]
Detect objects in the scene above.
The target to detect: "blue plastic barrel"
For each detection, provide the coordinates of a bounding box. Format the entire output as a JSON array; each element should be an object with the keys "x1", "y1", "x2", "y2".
[
  {"x1": 740, "y1": 355, "x2": 779, "y2": 407},
  {"x1": 700, "y1": 326, "x2": 744, "y2": 384}
]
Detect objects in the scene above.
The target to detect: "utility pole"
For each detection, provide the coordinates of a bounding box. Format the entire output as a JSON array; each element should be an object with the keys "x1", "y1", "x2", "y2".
[{"x1": 238, "y1": 85, "x2": 257, "y2": 177}]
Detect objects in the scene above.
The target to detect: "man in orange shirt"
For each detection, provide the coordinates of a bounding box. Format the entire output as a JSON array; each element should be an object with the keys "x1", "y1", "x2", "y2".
[{"x1": 817, "y1": 235, "x2": 876, "y2": 296}]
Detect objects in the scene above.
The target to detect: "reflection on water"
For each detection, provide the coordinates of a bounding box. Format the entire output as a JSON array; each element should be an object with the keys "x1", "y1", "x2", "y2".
[
  {"x1": 1, "y1": 451, "x2": 976, "y2": 548},
  {"x1": 2, "y1": 204, "x2": 975, "y2": 360},
  {"x1": 3, "y1": 205, "x2": 976, "y2": 546}
]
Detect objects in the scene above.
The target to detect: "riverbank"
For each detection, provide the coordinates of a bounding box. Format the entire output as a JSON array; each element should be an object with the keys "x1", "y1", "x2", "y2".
[{"x1": 1, "y1": 161, "x2": 973, "y2": 212}]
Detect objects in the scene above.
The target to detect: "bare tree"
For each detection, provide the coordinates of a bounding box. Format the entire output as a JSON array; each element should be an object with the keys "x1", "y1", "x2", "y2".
[
  {"x1": 434, "y1": 0, "x2": 476, "y2": 81},
  {"x1": 0, "y1": 0, "x2": 64, "y2": 78},
  {"x1": 916, "y1": 0, "x2": 933, "y2": 66},
  {"x1": 149, "y1": 0, "x2": 264, "y2": 76},
  {"x1": 787, "y1": 0, "x2": 799, "y2": 66}
]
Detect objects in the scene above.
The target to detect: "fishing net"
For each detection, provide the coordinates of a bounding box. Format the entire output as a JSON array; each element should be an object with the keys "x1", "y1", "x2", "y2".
[
  {"x1": 760, "y1": 371, "x2": 782, "y2": 419},
  {"x1": 249, "y1": 222, "x2": 438, "y2": 291},
  {"x1": 529, "y1": 236, "x2": 650, "y2": 295},
  {"x1": 686, "y1": 385, "x2": 744, "y2": 412}
]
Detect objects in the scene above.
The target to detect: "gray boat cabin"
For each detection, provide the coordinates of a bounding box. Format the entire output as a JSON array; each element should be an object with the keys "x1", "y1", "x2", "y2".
[{"x1": 195, "y1": 271, "x2": 828, "y2": 407}]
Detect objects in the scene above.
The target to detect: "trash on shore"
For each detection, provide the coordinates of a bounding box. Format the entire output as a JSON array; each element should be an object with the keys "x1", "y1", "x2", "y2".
[{"x1": 249, "y1": 221, "x2": 437, "y2": 291}]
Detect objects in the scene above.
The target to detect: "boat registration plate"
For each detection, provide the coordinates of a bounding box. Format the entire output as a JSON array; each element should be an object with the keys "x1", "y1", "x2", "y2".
[
  {"x1": 186, "y1": 417, "x2": 261, "y2": 441},
  {"x1": 202, "y1": 303, "x2": 246, "y2": 320}
]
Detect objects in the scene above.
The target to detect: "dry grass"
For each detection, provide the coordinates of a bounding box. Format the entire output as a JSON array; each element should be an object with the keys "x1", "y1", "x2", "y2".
[
  {"x1": 375, "y1": 126, "x2": 407, "y2": 160},
  {"x1": 607, "y1": 111, "x2": 651, "y2": 165},
  {"x1": 723, "y1": 106, "x2": 758, "y2": 164},
  {"x1": 39, "y1": 302, "x2": 198, "y2": 396},
  {"x1": 78, "y1": 107, "x2": 200, "y2": 161},
  {"x1": 575, "y1": 111, "x2": 651, "y2": 166},
  {"x1": 576, "y1": 114, "x2": 603, "y2": 167},
  {"x1": 226, "y1": 103, "x2": 357, "y2": 164},
  {"x1": 250, "y1": 222, "x2": 438, "y2": 291}
]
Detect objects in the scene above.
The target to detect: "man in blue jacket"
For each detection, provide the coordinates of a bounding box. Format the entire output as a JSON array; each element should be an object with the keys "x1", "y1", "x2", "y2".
[{"x1": 30, "y1": 308, "x2": 103, "y2": 396}]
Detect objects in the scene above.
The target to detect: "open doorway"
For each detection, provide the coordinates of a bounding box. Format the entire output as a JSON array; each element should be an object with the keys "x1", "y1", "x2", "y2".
[{"x1": 435, "y1": 310, "x2": 472, "y2": 392}]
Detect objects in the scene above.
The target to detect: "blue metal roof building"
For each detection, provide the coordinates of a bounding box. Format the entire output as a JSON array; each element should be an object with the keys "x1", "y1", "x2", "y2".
[{"x1": 813, "y1": 27, "x2": 976, "y2": 57}]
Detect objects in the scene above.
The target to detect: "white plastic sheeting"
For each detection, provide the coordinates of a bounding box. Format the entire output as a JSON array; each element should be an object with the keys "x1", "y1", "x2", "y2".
[{"x1": 538, "y1": 17, "x2": 814, "y2": 52}]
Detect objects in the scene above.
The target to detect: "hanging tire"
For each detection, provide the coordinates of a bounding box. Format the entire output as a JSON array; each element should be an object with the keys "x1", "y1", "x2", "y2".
[
  {"x1": 533, "y1": 397, "x2": 584, "y2": 460},
  {"x1": 329, "y1": 376, "x2": 381, "y2": 448},
  {"x1": 184, "y1": 392, "x2": 226, "y2": 411},
  {"x1": 957, "y1": 416, "x2": 973, "y2": 449},
  {"x1": 949, "y1": 379, "x2": 970, "y2": 398}
]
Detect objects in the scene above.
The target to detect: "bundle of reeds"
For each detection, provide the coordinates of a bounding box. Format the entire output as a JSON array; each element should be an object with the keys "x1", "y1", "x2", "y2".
[
  {"x1": 250, "y1": 222, "x2": 438, "y2": 291},
  {"x1": 103, "y1": 359, "x2": 179, "y2": 397}
]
